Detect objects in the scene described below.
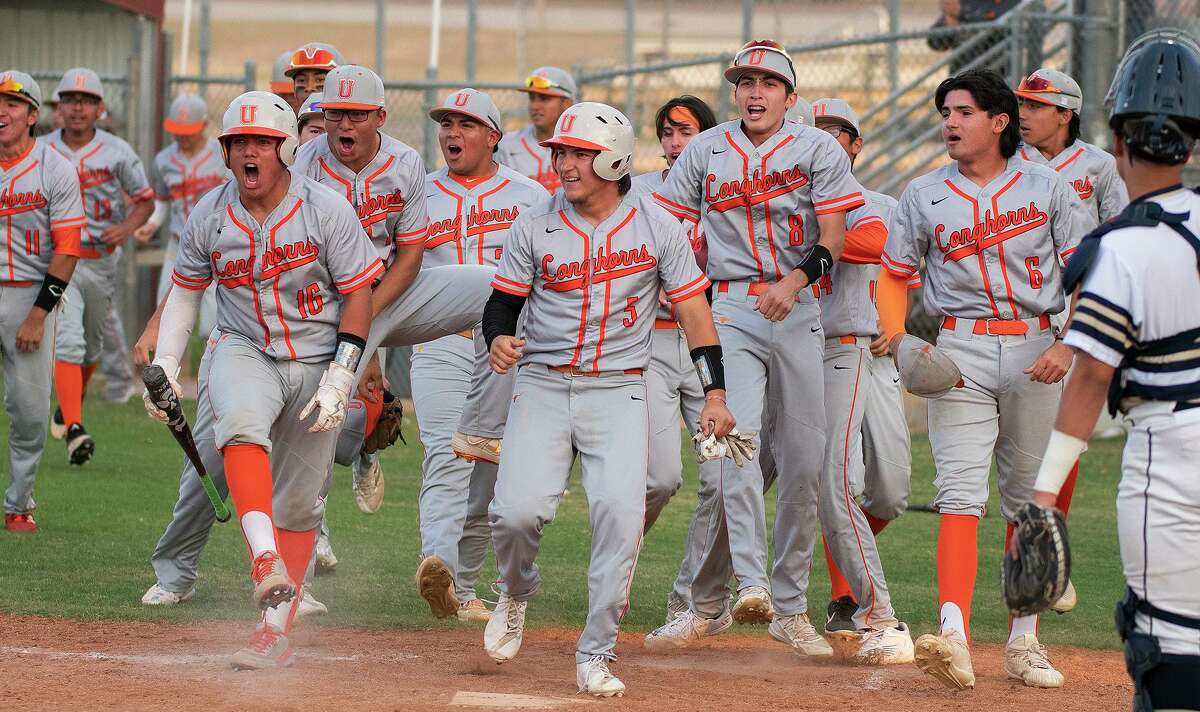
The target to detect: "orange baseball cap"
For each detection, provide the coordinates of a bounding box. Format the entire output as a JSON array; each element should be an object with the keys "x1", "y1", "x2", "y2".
[
  {"x1": 270, "y1": 51, "x2": 294, "y2": 94},
  {"x1": 163, "y1": 93, "x2": 208, "y2": 135}
]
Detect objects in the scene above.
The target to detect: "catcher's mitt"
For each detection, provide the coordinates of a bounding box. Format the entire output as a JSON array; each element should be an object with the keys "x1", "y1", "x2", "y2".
[
  {"x1": 362, "y1": 396, "x2": 406, "y2": 454},
  {"x1": 1002, "y1": 502, "x2": 1071, "y2": 617}
]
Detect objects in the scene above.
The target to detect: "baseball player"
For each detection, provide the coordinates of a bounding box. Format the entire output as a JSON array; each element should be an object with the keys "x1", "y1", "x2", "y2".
[
  {"x1": 270, "y1": 50, "x2": 302, "y2": 113},
  {"x1": 412, "y1": 88, "x2": 550, "y2": 623},
  {"x1": 293, "y1": 65, "x2": 505, "y2": 507},
  {"x1": 1016, "y1": 67, "x2": 1132, "y2": 575},
  {"x1": 43, "y1": 67, "x2": 153, "y2": 465},
  {"x1": 1029, "y1": 34, "x2": 1200, "y2": 712},
  {"x1": 144, "y1": 90, "x2": 383, "y2": 669},
  {"x1": 297, "y1": 92, "x2": 325, "y2": 144},
  {"x1": 481, "y1": 101, "x2": 732, "y2": 698},
  {"x1": 629, "y1": 95, "x2": 718, "y2": 536},
  {"x1": 495, "y1": 66, "x2": 577, "y2": 192},
  {"x1": 0, "y1": 71, "x2": 84, "y2": 534},
  {"x1": 647, "y1": 40, "x2": 863, "y2": 658},
  {"x1": 286, "y1": 42, "x2": 344, "y2": 104},
  {"x1": 876, "y1": 69, "x2": 1081, "y2": 689},
  {"x1": 799, "y1": 97, "x2": 915, "y2": 663}
]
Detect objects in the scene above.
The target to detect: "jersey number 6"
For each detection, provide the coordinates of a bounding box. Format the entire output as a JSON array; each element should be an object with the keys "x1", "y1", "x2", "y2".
[{"x1": 1025, "y1": 256, "x2": 1043, "y2": 290}]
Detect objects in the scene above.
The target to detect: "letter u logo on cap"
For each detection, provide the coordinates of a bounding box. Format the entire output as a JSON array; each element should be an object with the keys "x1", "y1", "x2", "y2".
[
  {"x1": 75, "y1": 73, "x2": 87, "y2": 89},
  {"x1": 560, "y1": 114, "x2": 576, "y2": 133},
  {"x1": 338, "y1": 79, "x2": 354, "y2": 98},
  {"x1": 179, "y1": 108, "x2": 190, "y2": 121},
  {"x1": 240, "y1": 104, "x2": 257, "y2": 124},
  {"x1": 746, "y1": 49, "x2": 765, "y2": 66},
  {"x1": 454, "y1": 92, "x2": 470, "y2": 107}
]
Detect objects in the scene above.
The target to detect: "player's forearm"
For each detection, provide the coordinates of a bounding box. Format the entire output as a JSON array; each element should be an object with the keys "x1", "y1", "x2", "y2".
[
  {"x1": 45, "y1": 252, "x2": 78, "y2": 287},
  {"x1": 125, "y1": 198, "x2": 155, "y2": 230},
  {"x1": 482, "y1": 289, "x2": 526, "y2": 350},
  {"x1": 26, "y1": 253, "x2": 78, "y2": 321},
  {"x1": 675, "y1": 295, "x2": 719, "y2": 348},
  {"x1": 153, "y1": 284, "x2": 204, "y2": 375},
  {"x1": 145, "y1": 199, "x2": 168, "y2": 231},
  {"x1": 370, "y1": 245, "x2": 422, "y2": 316},
  {"x1": 336, "y1": 287, "x2": 373, "y2": 342},
  {"x1": 816, "y1": 211, "x2": 847, "y2": 263},
  {"x1": 875, "y1": 267, "x2": 910, "y2": 339},
  {"x1": 1054, "y1": 352, "x2": 1113, "y2": 441}
]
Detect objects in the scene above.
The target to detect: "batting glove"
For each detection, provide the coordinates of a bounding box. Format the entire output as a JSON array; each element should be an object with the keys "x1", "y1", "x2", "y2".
[
  {"x1": 300, "y1": 362, "x2": 356, "y2": 433},
  {"x1": 142, "y1": 363, "x2": 182, "y2": 424}
]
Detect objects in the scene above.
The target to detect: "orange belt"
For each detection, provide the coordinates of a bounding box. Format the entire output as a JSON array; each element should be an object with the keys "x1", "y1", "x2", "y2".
[
  {"x1": 941, "y1": 313, "x2": 1051, "y2": 336},
  {"x1": 456, "y1": 329, "x2": 473, "y2": 339},
  {"x1": 654, "y1": 318, "x2": 680, "y2": 330},
  {"x1": 0, "y1": 280, "x2": 34, "y2": 288},
  {"x1": 837, "y1": 335, "x2": 857, "y2": 345},
  {"x1": 716, "y1": 280, "x2": 772, "y2": 296},
  {"x1": 79, "y1": 245, "x2": 116, "y2": 259},
  {"x1": 549, "y1": 364, "x2": 643, "y2": 377}
]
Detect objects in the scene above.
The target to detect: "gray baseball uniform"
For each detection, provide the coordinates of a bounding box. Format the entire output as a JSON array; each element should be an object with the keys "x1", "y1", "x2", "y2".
[
  {"x1": 882, "y1": 156, "x2": 1080, "y2": 520},
  {"x1": 171, "y1": 171, "x2": 383, "y2": 531},
  {"x1": 42, "y1": 128, "x2": 152, "y2": 368},
  {"x1": 1, "y1": 140, "x2": 85, "y2": 514},
  {"x1": 496, "y1": 126, "x2": 560, "y2": 193},
  {"x1": 1017, "y1": 140, "x2": 1128, "y2": 230},
  {"x1": 489, "y1": 190, "x2": 709, "y2": 663},
  {"x1": 1064, "y1": 187, "x2": 1200, "y2": 657},
  {"x1": 654, "y1": 119, "x2": 864, "y2": 618},
  {"x1": 149, "y1": 139, "x2": 228, "y2": 304},
  {"x1": 413, "y1": 165, "x2": 548, "y2": 601}
]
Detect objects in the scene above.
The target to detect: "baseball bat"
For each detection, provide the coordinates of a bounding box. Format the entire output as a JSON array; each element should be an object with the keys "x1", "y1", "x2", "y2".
[{"x1": 142, "y1": 365, "x2": 232, "y2": 523}]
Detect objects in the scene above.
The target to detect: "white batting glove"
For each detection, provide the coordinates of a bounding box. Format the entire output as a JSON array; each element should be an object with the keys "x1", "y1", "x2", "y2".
[
  {"x1": 142, "y1": 362, "x2": 182, "y2": 424},
  {"x1": 692, "y1": 430, "x2": 731, "y2": 464},
  {"x1": 299, "y1": 362, "x2": 356, "y2": 433},
  {"x1": 725, "y1": 429, "x2": 757, "y2": 465}
]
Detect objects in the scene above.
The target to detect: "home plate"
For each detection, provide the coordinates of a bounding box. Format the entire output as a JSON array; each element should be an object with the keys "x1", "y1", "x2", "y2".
[{"x1": 449, "y1": 691, "x2": 595, "y2": 709}]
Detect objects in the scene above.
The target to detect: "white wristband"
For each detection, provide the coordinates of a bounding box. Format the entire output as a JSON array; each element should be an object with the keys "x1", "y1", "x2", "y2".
[{"x1": 1033, "y1": 430, "x2": 1088, "y2": 495}]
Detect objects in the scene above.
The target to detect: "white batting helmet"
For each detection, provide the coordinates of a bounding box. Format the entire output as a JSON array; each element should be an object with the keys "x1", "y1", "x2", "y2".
[
  {"x1": 539, "y1": 102, "x2": 634, "y2": 181},
  {"x1": 219, "y1": 91, "x2": 299, "y2": 167}
]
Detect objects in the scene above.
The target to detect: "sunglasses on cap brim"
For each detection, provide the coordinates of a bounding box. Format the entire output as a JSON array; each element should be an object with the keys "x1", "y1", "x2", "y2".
[
  {"x1": 0, "y1": 78, "x2": 36, "y2": 105},
  {"x1": 524, "y1": 75, "x2": 566, "y2": 93},
  {"x1": 1017, "y1": 75, "x2": 1070, "y2": 95},
  {"x1": 290, "y1": 49, "x2": 338, "y2": 70}
]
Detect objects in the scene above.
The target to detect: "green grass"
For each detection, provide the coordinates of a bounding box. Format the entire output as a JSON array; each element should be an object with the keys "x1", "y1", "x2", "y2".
[{"x1": 0, "y1": 396, "x2": 1127, "y2": 649}]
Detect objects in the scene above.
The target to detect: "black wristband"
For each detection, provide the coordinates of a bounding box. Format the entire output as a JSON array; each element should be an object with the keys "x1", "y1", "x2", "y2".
[
  {"x1": 334, "y1": 332, "x2": 367, "y2": 371},
  {"x1": 799, "y1": 244, "x2": 833, "y2": 285},
  {"x1": 34, "y1": 274, "x2": 68, "y2": 312},
  {"x1": 483, "y1": 289, "x2": 525, "y2": 350},
  {"x1": 690, "y1": 344, "x2": 725, "y2": 393}
]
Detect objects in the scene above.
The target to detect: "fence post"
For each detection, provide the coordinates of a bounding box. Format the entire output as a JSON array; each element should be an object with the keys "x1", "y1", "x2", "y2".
[
  {"x1": 199, "y1": 0, "x2": 210, "y2": 99},
  {"x1": 887, "y1": 0, "x2": 900, "y2": 107},
  {"x1": 243, "y1": 61, "x2": 256, "y2": 92},
  {"x1": 716, "y1": 63, "x2": 730, "y2": 121},
  {"x1": 624, "y1": 0, "x2": 636, "y2": 128},
  {"x1": 466, "y1": 0, "x2": 478, "y2": 82},
  {"x1": 1080, "y1": 0, "x2": 1120, "y2": 147},
  {"x1": 162, "y1": 31, "x2": 174, "y2": 120},
  {"x1": 424, "y1": 68, "x2": 438, "y2": 167},
  {"x1": 376, "y1": 0, "x2": 386, "y2": 78},
  {"x1": 741, "y1": 0, "x2": 753, "y2": 43}
]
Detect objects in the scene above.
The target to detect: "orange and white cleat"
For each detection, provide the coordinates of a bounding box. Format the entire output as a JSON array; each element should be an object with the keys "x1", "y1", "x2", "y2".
[{"x1": 250, "y1": 551, "x2": 295, "y2": 611}]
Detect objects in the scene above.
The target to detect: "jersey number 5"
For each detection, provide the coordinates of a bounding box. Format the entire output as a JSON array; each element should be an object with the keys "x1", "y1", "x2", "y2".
[
  {"x1": 1025, "y1": 256, "x2": 1043, "y2": 290},
  {"x1": 621, "y1": 296, "x2": 639, "y2": 328},
  {"x1": 297, "y1": 283, "x2": 324, "y2": 319}
]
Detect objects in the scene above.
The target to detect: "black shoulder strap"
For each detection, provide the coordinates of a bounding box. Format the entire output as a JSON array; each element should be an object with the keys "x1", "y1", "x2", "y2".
[{"x1": 1062, "y1": 201, "x2": 1171, "y2": 293}]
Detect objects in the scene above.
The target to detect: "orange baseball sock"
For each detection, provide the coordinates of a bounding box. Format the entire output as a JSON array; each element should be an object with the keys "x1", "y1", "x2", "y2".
[
  {"x1": 275, "y1": 527, "x2": 317, "y2": 634},
  {"x1": 54, "y1": 361, "x2": 84, "y2": 427},
  {"x1": 80, "y1": 363, "x2": 98, "y2": 396},
  {"x1": 1055, "y1": 462, "x2": 1079, "y2": 516},
  {"x1": 823, "y1": 535, "x2": 854, "y2": 602},
  {"x1": 937, "y1": 513, "x2": 979, "y2": 639},
  {"x1": 864, "y1": 511, "x2": 890, "y2": 536},
  {"x1": 223, "y1": 443, "x2": 277, "y2": 559}
]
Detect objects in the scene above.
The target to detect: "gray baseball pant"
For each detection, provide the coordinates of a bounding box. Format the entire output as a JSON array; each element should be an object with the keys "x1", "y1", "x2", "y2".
[
  {"x1": 860, "y1": 354, "x2": 911, "y2": 521},
  {"x1": 490, "y1": 364, "x2": 647, "y2": 663},
  {"x1": 2, "y1": 286, "x2": 56, "y2": 514}
]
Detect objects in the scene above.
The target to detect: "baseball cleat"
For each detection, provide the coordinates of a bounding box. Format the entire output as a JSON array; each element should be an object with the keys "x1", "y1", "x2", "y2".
[
  {"x1": 457, "y1": 598, "x2": 492, "y2": 623},
  {"x1": 1050, "y1": 579, "x2": 1077, "y2": 614},
  {"x1": 141, "y1": 583, "x2": 195, "y2": 605},
  {"x1": 416, "y1": 555, "x2": 459, "y2": 619},
  {"x1": 451, "y1": 432, "x2": 501, "y2": 464},
  {"x1": 576, "y1": 656, "x2": 625, "y2": 697},
  {"x1": 314, "y1": 532, "x2": 338, "y2": 574},
  {"x1": 644, "y1": 608, "x2": 732, "y2": 651},
  {"x1": 49, "y1": 408, "x2": 66, "y2": 440},
  {"x1": 1005, "y1": 634, "x2": 1064, "y2": 688},
  {"x1": 296, "y1": 589, "x2": 328, "y2": 618},
  {"x1": 231, "y1": 623, "x2": 294, "y2": 670},
  {"x1": 769, "y1": 613, "x2": 835, "y2": 658},
  {"x1": 484, "y1": 594, "x2": 526, "y2": 662},
  {"x1": 65, "y1": 423, "x2": 94, "y2": 466},
  {"x1": 825, "y1": 595, "x2": 857, "y2": 633},
  {"x1": 665, "y1": 590, "x2": 690, "y2": 624},
  {"x1": 732, "y1": 585, "x2": 773, "y2": 624},
  {"x1": 351, "y1": 452, "x2": 385, "y2": 514},
  {"x1": 852, "y1": 623, "x2": 915, "y2": 665},
  {"x1": 914, "y1": 630, "x2": 975, "y2": 690},
  {"x1": 3, "y1": 512, "x2": 38, "y2": 533},
  {"x1": 249, "y1": 551, "x2": 296, "y2": 611}
]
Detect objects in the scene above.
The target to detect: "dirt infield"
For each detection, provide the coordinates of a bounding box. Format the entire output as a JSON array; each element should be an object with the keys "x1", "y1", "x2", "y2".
[{"x1": 0, "y1": 614, "x2": 1132, "y2": 711}]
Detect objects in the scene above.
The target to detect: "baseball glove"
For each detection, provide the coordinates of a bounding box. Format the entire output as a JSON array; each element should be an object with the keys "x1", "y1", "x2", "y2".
[
  {"x1": 1002, "y1": 502, "x2": 1071, "y2": 617},
  {"x1": 362, "y1": 396, "x2": 406, "y2": 454}
]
